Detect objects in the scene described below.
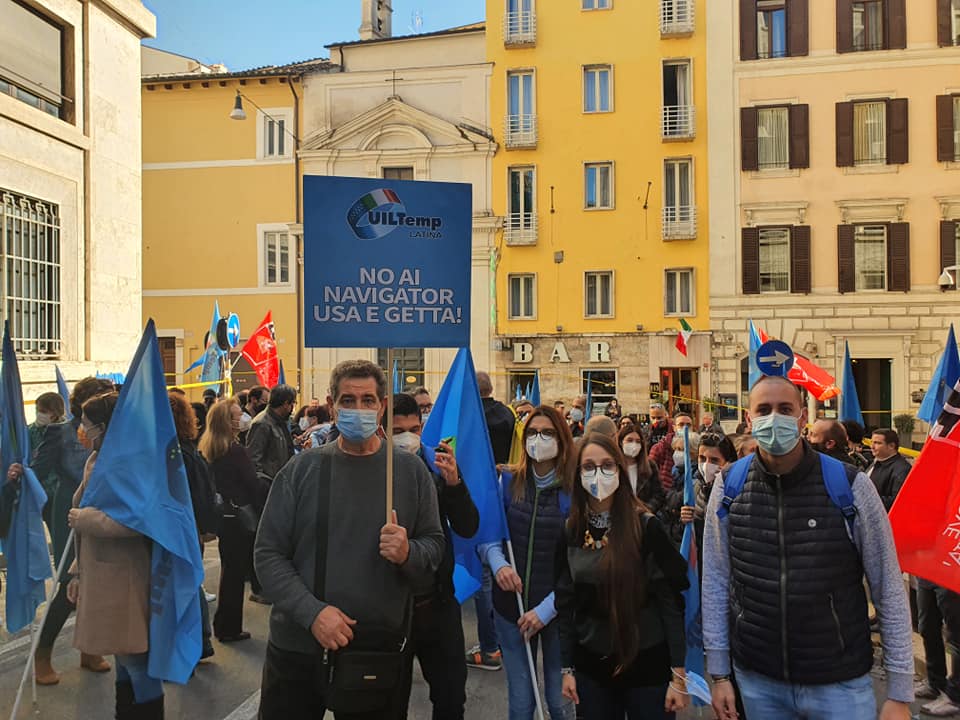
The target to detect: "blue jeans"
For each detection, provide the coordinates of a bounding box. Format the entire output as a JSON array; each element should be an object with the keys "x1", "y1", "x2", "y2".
[
  {"x1": 116, "y1": 652, "x2": 163, "y2": 704},
  {"x1": 474, "y1": 566, "x2": 498, "y2": 654},
  {"x1": 575, "y1": 671, "x2": 673, "y2": 720},
  {"x1": 494, "y1": 611, "x2": 575, "y2": 720},
  {"x1": 735, "y1": 664, "x2": 876, "y2": 720}
]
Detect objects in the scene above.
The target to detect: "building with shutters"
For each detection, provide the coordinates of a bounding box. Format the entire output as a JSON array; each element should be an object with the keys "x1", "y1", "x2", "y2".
[
  {"x1": 708, "y1": 0, "x2": 960, "y2": 437},
  {"x1": 1, "y1": 0, "x2": 155, "y2": 401},
  {"x1": 488, "y1": 0, "x2": 713, "y2": 420}
]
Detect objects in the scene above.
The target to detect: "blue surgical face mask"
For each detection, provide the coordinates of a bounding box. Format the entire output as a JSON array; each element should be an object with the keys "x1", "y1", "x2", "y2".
[
  {"x1": 751, "y1": 412, "x2": 801, "y2": 456},
  {"x1": 336, "y1": 408, "x2": 380, "y2": 442}
]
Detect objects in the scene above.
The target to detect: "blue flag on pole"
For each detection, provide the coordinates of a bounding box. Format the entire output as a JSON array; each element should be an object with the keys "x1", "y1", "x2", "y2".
[
  {"x1": 585, "y1": 371, "x2": 594, "y2": 418},
  {"x1": 392, "y1": 358, "x2": 401, "y2": 394},
  {"x1": 530, "y1": 370, "x2": 541, "y2": 407},
  {"x1": 680, "y1": 426, "x2": 707, "y2": 705},
  {"x1": 277, "y1": 359, "x2": 286, "y2": 388},
  {"x1": 199, "y1": 301, "x2": 223, "y2": 389},
  {"x1": 55, "y1": 365, "x2": 72, "y2": 420},
  {"x1": 919, "y1": 325, "x2": 960, "y2": 425},
  {"x1": 79, "y1": 320, "x2": 205, "y2": 683},
  {"x1": 422, "y1": 348, "x2": 505, "y2": 602},
  {"x1": 748, "y1": 319, "x2": 763, "y2": 389},
  {"x1": 0, "y1": 322, "x2": 52, "y2": 632},
  {"x1": 839, "y1": 342, "x2": 864, "y2": 426}
]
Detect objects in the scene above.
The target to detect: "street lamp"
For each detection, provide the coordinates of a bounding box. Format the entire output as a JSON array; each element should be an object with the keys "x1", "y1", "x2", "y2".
[
  {"x1": 229, "y1": 90, "x2": 246, "y2": 120},
  {"x1": 939, "y1": 265, "x2": 960, "y2": 291}
]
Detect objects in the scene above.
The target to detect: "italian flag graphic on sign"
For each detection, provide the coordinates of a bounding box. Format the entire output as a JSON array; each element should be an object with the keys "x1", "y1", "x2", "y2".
[{"x1": 675, "y1": 318, "x2": 693, "y2": 356}]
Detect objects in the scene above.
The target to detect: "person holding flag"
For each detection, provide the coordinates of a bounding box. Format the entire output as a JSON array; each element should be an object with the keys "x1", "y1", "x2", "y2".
[{"x1": 556, "y1": 432, "x2": 689, "y2": 718}]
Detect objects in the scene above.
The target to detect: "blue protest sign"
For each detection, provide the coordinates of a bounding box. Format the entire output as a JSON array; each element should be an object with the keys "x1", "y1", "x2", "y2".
[
  {"x1": 226, "y1": 313, "x2": 241, "y2": 348},
  {"x1": 756, "y1": 340, "x2": 795, "y2": 377},
  {"x1": 303, "y1": 176, "x2": 472, "y2": 348}
]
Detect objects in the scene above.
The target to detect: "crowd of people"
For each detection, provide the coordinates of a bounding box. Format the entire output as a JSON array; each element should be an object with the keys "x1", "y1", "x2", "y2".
[{"x1": 0, "y1": 361, "x2": 945, "y2": 720}]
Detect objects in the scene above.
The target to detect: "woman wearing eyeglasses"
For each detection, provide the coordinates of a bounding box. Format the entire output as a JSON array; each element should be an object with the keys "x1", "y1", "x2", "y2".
[
  {"x1": 556, "y1": 433, "x2": 690, "y2": 719},
  {"x1": 480, "y1": 405, "x2": 576, "y2": 720}
]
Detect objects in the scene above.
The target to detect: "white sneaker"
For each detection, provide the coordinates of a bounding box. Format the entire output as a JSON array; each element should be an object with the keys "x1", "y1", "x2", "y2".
[{"x1": 922, "y1": 693, "x2": 960, "y2": 717}]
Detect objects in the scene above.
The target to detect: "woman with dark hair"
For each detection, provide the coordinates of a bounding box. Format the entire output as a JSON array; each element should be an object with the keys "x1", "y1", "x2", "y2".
[
  {"x1": 480, "y1": 405, "x2": 577, "y2": 720},
  {"x1": 556, "y1": 432, "x2": 689, "y2": 719},
  {"x1": 690, "y1": 433, "x2": 738, "y2": 550},
  {"x1": 199, "y1": 397, "x2": 266, "y2": 641},
  {"x1": 67, "y1": 392, "x2": 166, "y2": 717},
  {"x1": 616, "y1": 423, "x2": 665, "y2": 514},
  {"x1": 604, "y1": 398, "x2": 623, "y2": 424}
]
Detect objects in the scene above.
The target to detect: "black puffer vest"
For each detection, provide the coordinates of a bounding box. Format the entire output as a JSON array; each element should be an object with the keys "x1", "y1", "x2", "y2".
[
  {"x1": 493, "y1": 474, "x2": 569, "y2": 623},
  {"x1": 727, "y1": 445, "x2": 872, "y2": 684}
]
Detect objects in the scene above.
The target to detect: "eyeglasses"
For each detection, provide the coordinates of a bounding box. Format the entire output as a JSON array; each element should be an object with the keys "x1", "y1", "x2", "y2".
[
  {"x1": 418, "y1": 403, "x2": 434, "y2": 412},
  {"x1": 700, "y1": 432, "x2": 725, "y2": 444},
  {"x1": 525, "y1": 429, "x2": 557, "y2": 440},
  {"x1": 580, "y1": 460, "x2": 618, "y2": 476}
]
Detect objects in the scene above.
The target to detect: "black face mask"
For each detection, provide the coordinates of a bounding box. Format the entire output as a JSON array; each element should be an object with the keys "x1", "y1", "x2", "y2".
[{"x1": 810, "y1": 441, "x2": 828, "y2": 453}]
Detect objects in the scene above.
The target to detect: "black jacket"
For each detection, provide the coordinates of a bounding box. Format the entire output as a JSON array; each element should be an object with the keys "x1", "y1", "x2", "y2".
[
  {"x1": 482, "y1": 397, "x2": 515, "y2": 465},
  {"x1": 868, "y1": 454, "x2": 911, "y2": 511}
]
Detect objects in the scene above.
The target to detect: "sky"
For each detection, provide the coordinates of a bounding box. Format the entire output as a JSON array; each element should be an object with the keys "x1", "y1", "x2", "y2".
[{"x1": 142, "y1": 0, "x2": 486, "y2": 71}]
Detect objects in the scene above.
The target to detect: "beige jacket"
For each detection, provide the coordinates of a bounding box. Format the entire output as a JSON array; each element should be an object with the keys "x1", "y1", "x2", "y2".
[{"x1": 69, "y1": 452, "x2": 152, "y2": 656}]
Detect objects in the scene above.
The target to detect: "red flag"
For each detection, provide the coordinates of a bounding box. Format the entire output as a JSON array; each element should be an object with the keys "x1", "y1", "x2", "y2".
[
  {"x1": 240, "y1": 311, "x2": 279, "y2": 388},
  {"x1": 754, "y1": 325, "x2": 839, "y2": 401},
  {"x1": 889, "y1": 381, "x2": 960, "y2": 592}
]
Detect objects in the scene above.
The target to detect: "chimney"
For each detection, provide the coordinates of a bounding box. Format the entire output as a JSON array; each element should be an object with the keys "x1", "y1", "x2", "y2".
[{"x1": 359, "y1": 0, "x2": 393, "y2": 41}]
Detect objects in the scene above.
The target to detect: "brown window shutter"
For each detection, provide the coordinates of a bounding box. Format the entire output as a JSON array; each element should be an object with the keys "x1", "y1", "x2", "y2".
[
  {"x1": 941, "y1": 220, "x2": 958, "y2": 289},
  {"x1": 937, "y1": 95, "x2": 956, "y2": 162},
  {"x1": 838, "y1": 225, "x2": 856, "y2": 293},
  {"x1": 836, "y1": 0, "x2": 853, "y2": 53},
  {"x1": 742, "y1": 227, "x2": 761, "y2": 295},
  {"x1": 836, "y1": 102, "x2": 854, "y2": 167},
  {"x1": 789, "y1": 104, "x2": 810, "y2": 169},
  {"x1": 740, "y1": 0, "x2": 758, "y2": 60},
  {"x1": 887, "y1": 222, "x2": 910, "y2": 292},
  {"x1": 790, "y1": 225, "x2": 812, "y2": 294},
  {"x1": 939, "y1": 0, "x2": 955, "y2": 47},
  {"x1": 885, "y1": 0, "x2": 907, "y2": 49},
  {"x1": 741, "y1": 107, "x2": 760, "y2": 171},
  {"x1": 886, "y1": 98, "x2": 909, "y2": 165},
  {"x1": 788, "y1": 0, "x2": 809, "y2": 56}
]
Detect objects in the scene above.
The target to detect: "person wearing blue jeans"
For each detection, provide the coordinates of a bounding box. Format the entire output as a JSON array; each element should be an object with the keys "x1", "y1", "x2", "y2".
[
  {"x1": 734, "y1": 664, "x2": 876, "y2": 719},
  {"x1": 466, "y1": 565, "x2": 501, "y2": 668},
  {"x1": 495, "y1": 610, "x2": 570, "y2": 719}
]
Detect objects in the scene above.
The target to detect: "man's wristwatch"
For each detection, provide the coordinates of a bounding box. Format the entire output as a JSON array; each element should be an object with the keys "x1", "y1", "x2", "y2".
[
  {"x1": 711, "y1": 674, "x2": 732, "y2": 683},
  {"x1": 560, "y1": 667, "x2": 575, "y2": 676}
]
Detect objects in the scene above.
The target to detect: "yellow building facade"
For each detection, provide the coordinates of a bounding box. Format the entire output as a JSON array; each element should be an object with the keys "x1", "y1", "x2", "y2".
[
  {"x1": 142, "y1": 59, "x2": 327, "y2": 397},
  {"x1": 488, "y1": 0, "x2": 712, "y2": 418}
]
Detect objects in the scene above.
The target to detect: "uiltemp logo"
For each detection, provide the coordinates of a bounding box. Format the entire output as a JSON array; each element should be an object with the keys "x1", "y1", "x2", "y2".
[{"x1": 346, "y1": 188, "x2": 444, "y2": 240}]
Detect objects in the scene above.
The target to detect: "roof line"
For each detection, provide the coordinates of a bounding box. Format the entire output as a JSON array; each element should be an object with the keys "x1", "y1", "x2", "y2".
[{"x1": 326, "y1": 22, "x2": 485, "y2": 49}]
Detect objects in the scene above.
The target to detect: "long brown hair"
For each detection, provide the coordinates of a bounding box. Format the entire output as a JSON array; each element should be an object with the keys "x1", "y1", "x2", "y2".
[
  {"x1": 617, "y1": 422, "x2": 653, "y2": 481},
  {"x1": 198, "y1": 397, "x2": 238, "y2": 464},
  {"x1": 168, "y1": 391, "x2": 199, "y2": 443},
  {"x1": 569, "y1": 432, "x2": 648, "y2": 670},
  {"x1": 506, "y1": 404, "x2": 574, "y2": 500}
]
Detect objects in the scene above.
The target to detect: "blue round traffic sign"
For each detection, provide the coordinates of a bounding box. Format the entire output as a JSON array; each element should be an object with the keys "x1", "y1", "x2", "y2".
[
  {"x1": 226, "y1": 313, "x2": 241, "y2": 348},
  {"x1": 756, "y1": 340, "x2": 795, "y2": 377}
]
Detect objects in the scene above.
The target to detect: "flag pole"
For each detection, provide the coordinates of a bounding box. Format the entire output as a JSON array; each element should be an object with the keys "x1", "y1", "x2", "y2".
[
  {"x1": 504, "y1": 535, "x2": 546, "y2": 720},
  {"x1": 10, "y1": 529, "x2": 75, "y2": 720},
  {"x1": 385, "y1": 348, "x2": 395, "y2": 525}
]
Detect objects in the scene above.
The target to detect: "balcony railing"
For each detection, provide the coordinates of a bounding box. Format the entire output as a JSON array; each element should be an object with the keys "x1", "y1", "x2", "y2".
[
  {"x1": 662, "y1": 105, "x2": 696, "y2": 139},
  {"x1": 504, "y1": 114, "x2": 537, "y2": 148},
  {"x1": 660, "y1": 0, "x2": 695, "y2": 36},
  {"x1": 504, "y1": 213, "x2": 538, "y2": 246},
  {"x1": 662, "y1": 206, "x2": 697, "y2": 240},
  {"x1": 504, "y1": 11, "x2": 536, "y2": 46}
]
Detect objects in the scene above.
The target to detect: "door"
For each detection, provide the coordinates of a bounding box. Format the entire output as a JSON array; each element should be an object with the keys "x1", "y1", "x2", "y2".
[
  {"x1": 851, "y1": 357, "x2": 892, "y2": 432},
  {"x1": 660, "y1": 367, "x2": 699, "y2": 421},
  {"x1": 158, "y1": 337, "x2": 177, "y2": 384}
]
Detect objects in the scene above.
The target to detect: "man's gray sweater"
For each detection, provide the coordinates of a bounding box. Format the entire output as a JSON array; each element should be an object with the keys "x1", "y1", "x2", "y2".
[{"x1": 254, "y1": 441, "x2": 445, "y2": 655}]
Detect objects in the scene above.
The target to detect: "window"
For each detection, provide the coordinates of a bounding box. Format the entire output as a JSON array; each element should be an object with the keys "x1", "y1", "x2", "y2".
[
  {"x1": 262, "y1": 229, "x2": 291, "y2": 286},
  {"x1": 376, "y1": 348, "x2": 424, "y2": 392},
  {"x1": 504, "y1": 0, "x2": 535, "y2": 44},
  {"x1": 382, "y1": 167, "x2": 414, "y2": 180},
  {"x1": 257, "y1": 108, "x2": 293, "y2": 159},
  {"x1": 759, "y1": 228, "x2": 790, "y2": 291},
  {"x1": 506, "y1": 166, "x2": 537, "y2": 244},
  {"x1": 583, "y1": 65, "x2": 612, "y2": 113},
  {"x1": 757, "y1": 107, "x2": 789, "y2": 169},
  {"x1": 584, "y1": 271, "x2": 613, "y2": 318},
  {"x1": 661, "y1": 0, "x2": 695, "y2": 35},
  {"x1": 663, "y1": 158, "x2": 696, "y2": 238},
  {"x1": 854, "y1": 224, "x2": 887, "y2": 290},
  {"x1": 0, "y1": 190, "x2": 61, "y2": 358},
  {"x1": 581, "y1": 370, "x2": 617, "y2": 410},
  {"x1": 852, "y1": 1, "x2": 884, "y2": 51},
  {"x1": 584, "y1": 163, "x2": 613, "y2": 209},
  {"x1": 662, "y1": 60, "x2": 693, "y2": 137},
  {"x1": 508, "y1": 370, "x2": 538, "y2": 401},
  {"x1": 508, "y1": 273, "x2": 536, "y2": 319},
  {"x1": 664, "y1": 268, "x2": 694, "y2": 315},
  {"x1": 506, "y1": 70, "x2": 536, "y2": 147},
  {"x1": 853, "y1": 101, "x2": 886, "y2": 165},
  {"x1": 757, "y1": 1, "x2": 787, "y2": 58},
  {"x1": 0, "y1": 0, "x2": 66, "y2": 119},
  {"x1": 582, "y1": 0, "x2": 611, "y2": 8}
]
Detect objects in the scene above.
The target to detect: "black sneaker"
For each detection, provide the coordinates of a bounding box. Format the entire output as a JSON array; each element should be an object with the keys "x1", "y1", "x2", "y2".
[{"x1": 465, "y1": 645, "x2": 502, "y2": 671}]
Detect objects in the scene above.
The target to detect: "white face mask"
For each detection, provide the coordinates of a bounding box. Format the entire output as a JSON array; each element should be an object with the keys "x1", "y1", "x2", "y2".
[
  {"x1": 35, "y1": 412, "x2": 53, "y2": 427},
  {"x1": 526, "y1": 434, "x2": 559, "y2": 462},
  {"x1": 581, "y1": 467, "x2": 620, "y2": 502},
  {"x1": 673, "y1": 450, "x2": 686, "y2": 468},
  {"x1": 393, "y1": 431, "x2": 421, "y2": 454},
  {"x1": 622, "y1": 441, "x2": 642, "y2": 458},
  {"x1": 698, "y1": 461, "x2": 721, "y2": 485}
]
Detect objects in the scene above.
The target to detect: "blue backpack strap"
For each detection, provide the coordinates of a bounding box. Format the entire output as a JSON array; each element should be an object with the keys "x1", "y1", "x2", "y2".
[
  {"x1": 819, "y1": 454, "x2": 857, "y2": 538},
  {"x1": 717, "y1": 454, "x2": 754, "y2": 520}
]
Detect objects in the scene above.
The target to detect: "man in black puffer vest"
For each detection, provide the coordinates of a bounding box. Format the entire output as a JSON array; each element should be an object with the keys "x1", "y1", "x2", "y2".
[{"x1": 703, "y1": 375, "x2": 914, "y2": 720}]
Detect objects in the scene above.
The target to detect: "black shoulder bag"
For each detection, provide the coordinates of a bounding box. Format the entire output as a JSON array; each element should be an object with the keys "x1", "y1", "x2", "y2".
[{"x1": 314, "y1": 454, "x2": 410, "y2": 714}]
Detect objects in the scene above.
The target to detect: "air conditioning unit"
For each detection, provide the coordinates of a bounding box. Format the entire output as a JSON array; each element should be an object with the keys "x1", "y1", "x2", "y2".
[{"x1": 491, "y1": 337, "x2": 513, "y2": 351}]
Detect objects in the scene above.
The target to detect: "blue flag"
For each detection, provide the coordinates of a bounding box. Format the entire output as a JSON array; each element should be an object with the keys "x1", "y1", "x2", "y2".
[
  {"x1": 680, "y1": 426, "x2": 707, "y2": 705},
  {"x1": 80, "y1": 320, "x2": 204, "y2": 683},
  {"x1": 199, "y1": 301, "x2": 224, "y2": 388},
  {"x1": 422, "y1": 348, "x2": 505, "y2": 602},
  {"x1": 530, "y1": 370, "x2": 541, "y2": 407},
  {"x1": 392, "y1": 358, "x2": 401, "y2": 394},
  {"x1": 0, "y1": 322, "x2": 52, "y2": 632},
  {"x1": 839, "y1": 342, "x2": 864, "y2": 426},
  {"x1": 919, "y1": 325, "x2": 960, "y2": 425},
  {"x1": 55, "y1": 365, "x2": 72, "y2": 420},
  {"x1": 585, "y1": 371, "x2": 594, "y2": 418},
  {"x1": 748, "y1": 319, "x2": 763, "y2": 389},
  {"x1": 277, "y1": 359, "x2": 286, "y2": 388}
]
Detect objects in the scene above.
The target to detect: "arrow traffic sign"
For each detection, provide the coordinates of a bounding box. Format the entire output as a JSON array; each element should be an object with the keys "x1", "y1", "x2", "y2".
[{"x1": 756, "y1": 340, "x2": 795, "y2": 377}]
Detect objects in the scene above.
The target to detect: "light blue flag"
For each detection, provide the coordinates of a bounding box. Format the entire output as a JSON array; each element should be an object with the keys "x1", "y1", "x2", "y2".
[
  {"x1": 919, "y1": 325, "x2": 960, "y2": 425},
  {"x1": 277, "y1": 359, "x2": 286, "y2": 388},
  {"x1": 422, "y1": 348, "x2": 506, "y2": 602},
  {"x1": 530, "y1": 370, "x2": 541, "y2": 407},
  {"x1": 585, "y1": 371, "x2": 594, "y2": 418},
  {"x1": 748, "y1": 319, "x2": 763, "y2": 389},
  {"x1": 80, "y1": 320, "x2": 205, "y2": 683},
  {"x1": 392, "y1": 358, "x2": 401, "y2": 394},
  {"x1": 524, "y1": 382, "x2": 531, "y2": 401},
  {"x1": 515, "y1": 382, "x2": 522, "y2": 402},
  {"x1": 96, "y1": 371, "x2": 125, "y2": 386},
  {"x1": 0, "y1": 322, "x2": 52, "y2": 632},
  {"x1": 200, "y1": 301, "x2": 223, "y2": 388},
  {"x1": 55, "y1": 365, "x2": 72, "y2": 420},
  {"x1": 680, "y1": 426, "x2": 708, "y2": 705},
  {"x1": 839, "y1": 342, "x2": 864, "y2": 426}
]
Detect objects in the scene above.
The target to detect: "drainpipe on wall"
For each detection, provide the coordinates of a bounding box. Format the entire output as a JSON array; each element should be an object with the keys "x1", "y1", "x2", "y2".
[
  {"x1": 288, "y1": 74, "x2": 303, "y2": 392},
  {"x1": 82, "y1": 0, "x2": 91, "y2": 361}
]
